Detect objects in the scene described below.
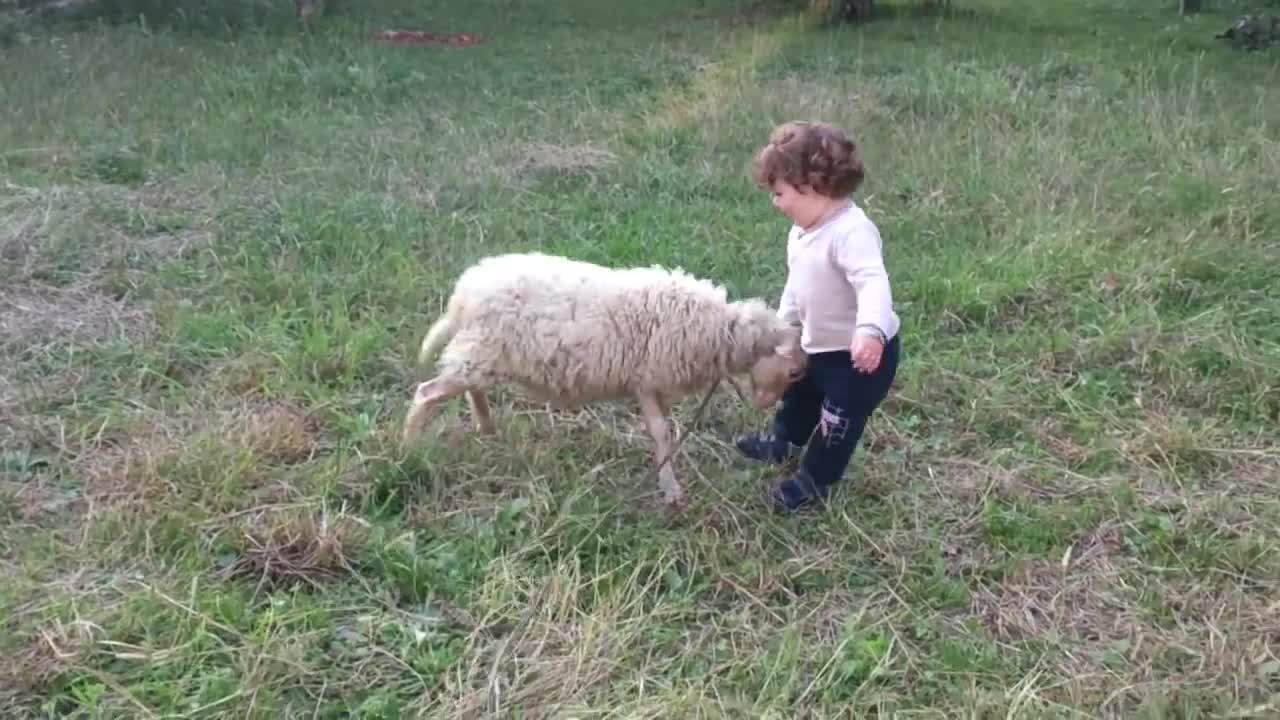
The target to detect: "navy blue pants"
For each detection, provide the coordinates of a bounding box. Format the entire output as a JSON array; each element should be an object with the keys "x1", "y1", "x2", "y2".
[{"x1": 772, "y1": 334, "x2": 900, "y2": 488}]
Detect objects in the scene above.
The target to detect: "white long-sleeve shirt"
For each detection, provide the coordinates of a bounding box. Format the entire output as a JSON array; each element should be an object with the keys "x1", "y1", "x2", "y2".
[{"x1": 777, "y1": 202, "x2": 900, "y2": 354}]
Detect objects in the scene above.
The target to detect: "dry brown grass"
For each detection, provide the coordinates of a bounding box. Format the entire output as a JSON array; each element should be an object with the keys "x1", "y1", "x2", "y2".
[
  {"x1": 0, "y1": 282, "x2": 154, "y2": 356},
  {"x1": 970, "y1": 550, "x2": 1129, "y2": 651},
  {"x1": 0, "y1": 178, "x2": 212, "y2": 459},
  {"x1": 70, "y1": 395, "x2": 327, "y2": 508},
  {"x1": 0, "y1": 619, "x2": 98, "y2": 706},
  {"x1": 0, "y1": 366, "x2": 86, "y2": 424},
  {"x1": 232, "y1": 398, "x2": 326, "y2": 466},
  {"x1": 226, "y1": 505, "x2": 369, "y2": 590},
  {"x1": 510, "y1": 142, "x2": 618, "y2": 178},
  {"x1": 440, "y1": 560, "x2": 645, "y2": 717},
  {"x1": 0, "y1": 477, "x2": 82, "y2": 526},
  {"x1": 0, "y1": 181, "x2": 210, "y2": 284},
  {"x1": 0, "y1": 373, "x2": 23, "y2": 421}
]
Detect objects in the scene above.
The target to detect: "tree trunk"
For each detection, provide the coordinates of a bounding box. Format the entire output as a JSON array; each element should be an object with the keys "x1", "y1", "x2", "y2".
[{"x1": 842, "y1": 0, "x2": 874, "y2": 23}]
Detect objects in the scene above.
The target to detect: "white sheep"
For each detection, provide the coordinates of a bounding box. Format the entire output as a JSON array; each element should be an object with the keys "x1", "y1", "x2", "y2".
[{"x1": 401, "y1": 251, "x2": 806, "y2": 506}]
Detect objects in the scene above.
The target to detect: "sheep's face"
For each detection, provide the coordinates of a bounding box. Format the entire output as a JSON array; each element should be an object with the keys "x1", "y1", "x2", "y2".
[
  {"x1": 729, "y1": 299, "x2": 806, "y2": 407},
  {"x1": 747, "y1": 347, "x2": 807, "y2": 409}
]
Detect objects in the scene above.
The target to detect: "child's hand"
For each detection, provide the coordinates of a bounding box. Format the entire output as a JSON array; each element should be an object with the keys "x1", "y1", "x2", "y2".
[{"x1": 850, "y1": 334, "x2": 883, "y2": 373}]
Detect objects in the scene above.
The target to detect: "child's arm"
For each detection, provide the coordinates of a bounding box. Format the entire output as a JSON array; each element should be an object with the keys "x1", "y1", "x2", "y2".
[
  {"x1": 833, "y1": 220, "x2": 895, "y2": 345},
  {"x1": 776, "y1": 230, "x2": 803, "y2": 328},
  {"x1": 777, "y1": 277, "x2": 801, "y2": 326}
]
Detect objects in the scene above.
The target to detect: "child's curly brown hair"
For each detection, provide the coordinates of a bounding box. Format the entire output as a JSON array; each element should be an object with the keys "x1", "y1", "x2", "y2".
[{"x1": 750, "y1": 121, "x2": 865, "y2": 198}]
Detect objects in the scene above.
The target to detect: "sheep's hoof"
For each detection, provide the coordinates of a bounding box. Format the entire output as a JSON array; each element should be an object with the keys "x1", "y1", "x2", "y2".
[{"x1": 661, "y1": 488, "x2": 688, "y2": 509}]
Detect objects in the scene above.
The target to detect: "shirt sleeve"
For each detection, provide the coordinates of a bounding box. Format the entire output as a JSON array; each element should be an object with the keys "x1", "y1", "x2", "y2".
[
  {"x1": 777, "y1": 228, "x2": 802, "y2": 326},
  {"x1": 777, "y1": 279, "x2": 800, "y2": 325},
  {"x1": 832, "y1": 219, "x2": 895, "y2": 342}
]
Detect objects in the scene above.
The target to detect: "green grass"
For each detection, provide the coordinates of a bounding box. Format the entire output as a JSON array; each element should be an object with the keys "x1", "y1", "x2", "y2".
[{"x1": 2, "y1": 0, "x2": 1279, "y2": 716}]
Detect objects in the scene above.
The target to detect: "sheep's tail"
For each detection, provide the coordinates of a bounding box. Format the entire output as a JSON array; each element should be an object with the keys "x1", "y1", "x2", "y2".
[{"x1": 417, "y1": 300, "x2": 459, "y2": 365}]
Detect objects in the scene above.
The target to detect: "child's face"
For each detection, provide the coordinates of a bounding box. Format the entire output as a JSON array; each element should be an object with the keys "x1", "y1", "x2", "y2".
[{"x1": 769, "y1": 179, "x2": 840, "y2": 230}]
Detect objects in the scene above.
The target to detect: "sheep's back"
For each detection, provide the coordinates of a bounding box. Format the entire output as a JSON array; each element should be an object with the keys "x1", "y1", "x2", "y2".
[{"x1": 442, "y1": 254, "x2": 735, "y2": 401}]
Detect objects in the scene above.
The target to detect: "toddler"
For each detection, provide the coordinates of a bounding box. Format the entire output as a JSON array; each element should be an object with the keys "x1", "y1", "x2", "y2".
[{"x1": 736, "y1": 120, "x2": 902, "y2": 512}]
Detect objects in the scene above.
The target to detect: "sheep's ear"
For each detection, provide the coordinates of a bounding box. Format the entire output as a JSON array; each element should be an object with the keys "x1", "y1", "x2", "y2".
[
  {"x1": 753, "y1": 325, "x2": 788, "y2": 357},
  {"x1": 738, "y1": 301, "x2": 794, "y2": 356},
  {"x1": 771, "y1": 325, "x2": 802, "y2": 357}
]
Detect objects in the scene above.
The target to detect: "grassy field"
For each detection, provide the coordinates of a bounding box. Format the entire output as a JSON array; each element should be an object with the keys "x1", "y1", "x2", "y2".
[{"x1": 2, "y1": 0, "x2": 1279, "y2": 716}]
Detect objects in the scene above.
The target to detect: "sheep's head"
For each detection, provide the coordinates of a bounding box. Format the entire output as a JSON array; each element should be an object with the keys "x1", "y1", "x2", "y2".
[
  {"x1": 747, "y1": 348, "x2": 806, "y2": 408},
  {"x1": 730, "y1": 300, "x2": 807, "y2": 409}
]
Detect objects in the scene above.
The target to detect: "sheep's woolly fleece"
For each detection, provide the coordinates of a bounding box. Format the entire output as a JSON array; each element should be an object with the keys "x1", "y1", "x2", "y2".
[{"x1": 417, "y1": 252, "x2": 795, "y2": 406}]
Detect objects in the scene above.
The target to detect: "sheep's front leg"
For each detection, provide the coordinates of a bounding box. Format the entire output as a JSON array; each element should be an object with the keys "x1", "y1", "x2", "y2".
[
  {"x1": 402, "y1": 375, "x2": 471, "y2": 447},
  {"x1": 467, "y1": 390, "x2": 497, "y2": 435},
  {"x1": 636, "y1": 392, "x2": 683, "y2": 506}
]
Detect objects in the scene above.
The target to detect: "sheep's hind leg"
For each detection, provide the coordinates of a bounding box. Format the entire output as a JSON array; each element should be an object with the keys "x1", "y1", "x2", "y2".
[
  {"x1": 468, "y1": 390, "x2": 497, "y2": 435},
  {"x1": 637, "y1": 392, "x2": 684, "y2": 507},
  {"x1": 402, "y1": 375, "x2": 472, "y2": 447}
]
